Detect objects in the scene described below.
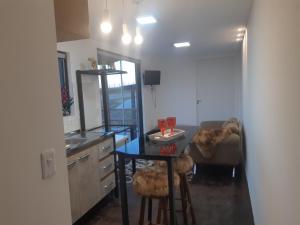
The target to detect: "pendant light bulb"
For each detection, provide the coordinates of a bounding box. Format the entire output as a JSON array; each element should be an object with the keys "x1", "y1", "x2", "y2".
[
  {"x1": 100, "y1": 9, "x2": 112, "y2": 34},
  {"x1": 134, "y1": 27, "x2": 143, "y2": 45},
  {"x1": 122, "y1": 24, "x2": 132, "y2": 45}
]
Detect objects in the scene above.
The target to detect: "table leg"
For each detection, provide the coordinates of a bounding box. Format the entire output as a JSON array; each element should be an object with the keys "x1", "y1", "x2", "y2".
[
  {"x1": 167, "y1": 159, "x2": 176, "y2": 225},
  {"x1": 114, "y1": 153, "x2": 119, "y2": 198},
  {"x1": 119, "y1": 155, "x2": 129, "y2": 225},
  {"x1": 132, "y1": 158, "x2": 136, "y2": 174}
]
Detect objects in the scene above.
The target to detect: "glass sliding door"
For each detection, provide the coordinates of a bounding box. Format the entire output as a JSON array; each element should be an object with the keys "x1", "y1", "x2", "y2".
[{"x1": 98, "y1": 50, "x2": 143, "y2": 139}]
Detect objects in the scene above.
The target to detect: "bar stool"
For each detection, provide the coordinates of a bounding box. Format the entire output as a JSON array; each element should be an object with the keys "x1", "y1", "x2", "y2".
[
  {"x1": 133, "y1": 168, "x2": 180, "y2": 225},
  {"x1": 174, "y1": 154, "x2": 196, "y2": 225}
]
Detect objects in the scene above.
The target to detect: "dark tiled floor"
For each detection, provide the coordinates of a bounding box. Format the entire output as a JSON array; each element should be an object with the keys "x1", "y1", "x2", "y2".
[{"x1": 76, "y1": 165, "x2": 254, "y2": 225}]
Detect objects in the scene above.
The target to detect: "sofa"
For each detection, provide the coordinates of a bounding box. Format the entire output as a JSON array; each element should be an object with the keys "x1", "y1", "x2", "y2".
[{"x1": 189, "y1": 120, "x2": 243, "y2": 177}]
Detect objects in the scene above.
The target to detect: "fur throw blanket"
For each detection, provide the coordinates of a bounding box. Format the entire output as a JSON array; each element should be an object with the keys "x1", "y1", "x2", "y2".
[
  {"x1": 154, "y1": 153, "x2": 194, "y2": 174},
  {"x1": 133, "y1": 168, "x2": 180, "y2": 197},
  {"x1": 192, "y1": 118, "x2": 240, "y2": 159}
]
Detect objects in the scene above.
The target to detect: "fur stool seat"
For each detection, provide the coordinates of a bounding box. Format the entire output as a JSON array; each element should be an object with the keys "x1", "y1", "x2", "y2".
[
  {"x1": 153, "y1": 154, "x2": 196, "y2": 225},
  {"x1": 133, "y1": 168, "x2": 180, "y2": 225},
  {"x1": 176, "y1": 154, "x2": 196, "y2": 225},
  {"x1": 174, "y1": 154, "x2": 194, "y2": 174},
  {"x1": 133, "y1": 168, "x2": 180, "y2": 197},
  {"x1": 154, "y1": 154, "x2": 194, "y2": 174}
]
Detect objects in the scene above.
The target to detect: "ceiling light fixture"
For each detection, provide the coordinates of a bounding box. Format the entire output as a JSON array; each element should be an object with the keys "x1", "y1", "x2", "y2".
[
  {"x1": 100, "y1": 0, "x2": 112, "y2": 34},
  {"x1": 121, "y1": 0, "x2": 132, "y2": 45},
  {"x1": 237, "y1": 33, "x2": 244, "y2": 37},
  {"x1": 174, "y1": 42, "x2": 191, "y2": 48},
  {"x1": 236, "y1": 38, "x2": 243, "y2": 42},
  {"x1": 122, "y1": 24, "x2": 132, "y2": 45},
  {"x1": 136, "y1": 16, "x2": 157, "y2": 25},
  {"x1": 237, "y1": 27, "x2": 246, "y2": 32},
  {"x1": 134, "y1": 27, "x2": 143, "y2": 45}
]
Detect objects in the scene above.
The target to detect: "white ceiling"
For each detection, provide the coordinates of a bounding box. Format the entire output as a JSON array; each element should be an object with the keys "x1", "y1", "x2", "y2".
[{"x1": 88, "y1": 0, "x2": 253, "y2": 57}]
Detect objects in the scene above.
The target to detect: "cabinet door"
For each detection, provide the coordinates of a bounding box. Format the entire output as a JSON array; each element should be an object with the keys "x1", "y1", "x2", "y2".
[
  {"x1": 98, "y1": 155, "x2": 115, "y2": 179},
  {"x1": 100, "y1": 172, "x2": 116, "y2": 199},
  {"x1": 97, "y1": 138, "x2": 114, "y2": 160},
  {"x1": 67, "y1": 159, "x2": 81, "y2": 223},
  {"x1": 90, "y1": 145, "x2": 102, "y2": 202},
  {"x1": 78, "y1": 148, "x2": 99, "y2": 215}
]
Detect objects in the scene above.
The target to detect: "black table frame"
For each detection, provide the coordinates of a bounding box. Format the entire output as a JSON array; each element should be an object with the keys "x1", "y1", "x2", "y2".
[{"x1": 117, "y1": 152, "x2": 177, "y2": 225}]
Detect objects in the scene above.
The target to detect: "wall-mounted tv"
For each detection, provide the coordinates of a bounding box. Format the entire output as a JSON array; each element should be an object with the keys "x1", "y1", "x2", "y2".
[{"x1": 144, "y1": 70, "x2": 161, "y2": 85}]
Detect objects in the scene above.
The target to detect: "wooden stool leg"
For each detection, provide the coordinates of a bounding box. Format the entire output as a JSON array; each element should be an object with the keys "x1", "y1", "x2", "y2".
[
  {"x1": 139, "y1": 197, "x2": 146, "y2": 225},
  {"x1": 183, "y1": 175, "x2": 196, "y2": 225},
  {"x1": 180, "y1": 174, "x2": 188, "y2": 225},
  {"x1": 162, "y1": 198, "x2": 169, "y2": 225},
  {"x1": 148, "y1": 198, "x2": 152, "y2": 225},
  {"x1": 157, "y1": 199, "x2": 163, "y2": 224}
]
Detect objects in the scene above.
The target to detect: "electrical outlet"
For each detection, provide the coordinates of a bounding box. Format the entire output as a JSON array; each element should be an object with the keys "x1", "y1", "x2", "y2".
[{"x1": 41, "y1": 149, "x2": 56, "y2": 179}]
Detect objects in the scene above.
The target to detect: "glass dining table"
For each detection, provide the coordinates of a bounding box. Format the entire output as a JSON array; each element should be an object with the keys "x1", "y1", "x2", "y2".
[{"x1": 116, "y1": 125, "x2": 199, "y2": 225}]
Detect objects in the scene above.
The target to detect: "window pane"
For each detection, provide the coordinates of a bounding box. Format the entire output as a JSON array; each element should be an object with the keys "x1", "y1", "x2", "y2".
[
  {"x1": 58, "y1": 58, "x2": 66, "y2": 87},
  {"x1": 121, "y1": 60, "x2": 136, "y2": 86},
  {"x1": 121, "y1": 61, "x2": 137, "y2": 126},
  {"x1": 107, "y1": 74, "x2": 124, "y2": 125}
]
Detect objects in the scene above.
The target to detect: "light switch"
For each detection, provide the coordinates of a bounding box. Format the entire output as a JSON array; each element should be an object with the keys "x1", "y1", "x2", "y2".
[{"x1": 41, "y1": 149, "x2": 56, "y2": 179}]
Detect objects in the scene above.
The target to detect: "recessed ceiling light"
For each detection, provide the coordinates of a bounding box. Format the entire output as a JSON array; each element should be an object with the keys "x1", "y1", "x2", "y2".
[
  {"x1": 237, "y1": 33, "x2": 244, "y2": 37},
  {"x1": 136, "y1": 16, "x2": 157, "y2": 25},
  {"x1": 236, "y1": 38, "x2": 243, "y2": 42},
  {"x1": 174, "y1": 42, "x2": 191, "y2": 48}
]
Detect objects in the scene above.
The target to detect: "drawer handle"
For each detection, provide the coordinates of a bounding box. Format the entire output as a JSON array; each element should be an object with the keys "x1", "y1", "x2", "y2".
[
  {"x1": 103, "y1": 163, "x2": 113, "y2": 171},
  {"x1": 67, "y1": 161, "x2": 77, "y2": 168},
  {"x1": 79, "y1": 154, "x2": 90, "y2": 161},
  {"x1": 102, "y1": 145, "x2": 111, "y2": 152},
  {"x1": 104, "y1": 182, "x2": 114, "y2": 190}
]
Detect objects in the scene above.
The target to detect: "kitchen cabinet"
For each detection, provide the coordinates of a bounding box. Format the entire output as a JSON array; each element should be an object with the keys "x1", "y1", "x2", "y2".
[
  {"x1": 98, "y1": 155, "x2": 115, "y2": 180},
  {"x1": 53, "y1": 0, "x2": 90, "y2": 42},
  {"x1": 67, "y1": 155, "x2": 81, "y2": 223},
  {"x1": 77, "y1": 147, "x2": 99, "y2": 215},
  {"x1": 67, "y1": 137, "x2": 115, "y2": 223},
  {"x1": 100, "y1": 173, "x2": 116, "y2": 199}
]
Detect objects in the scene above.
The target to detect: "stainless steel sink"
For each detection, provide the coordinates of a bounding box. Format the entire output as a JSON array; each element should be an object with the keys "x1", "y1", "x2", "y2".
[{"x1": 65, "y1": 138, "x2": 87, "y2": 145}]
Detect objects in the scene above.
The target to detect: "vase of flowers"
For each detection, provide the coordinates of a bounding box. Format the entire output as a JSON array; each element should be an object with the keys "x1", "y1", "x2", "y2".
[{"x1": 61, "y1": 86, "x2": 74, "y2": 116}]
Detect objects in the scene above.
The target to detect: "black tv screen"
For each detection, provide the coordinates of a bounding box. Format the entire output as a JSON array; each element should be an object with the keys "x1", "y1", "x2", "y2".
[{"x1": 144, "y1": 70, "x2": 161, "y2": 85}]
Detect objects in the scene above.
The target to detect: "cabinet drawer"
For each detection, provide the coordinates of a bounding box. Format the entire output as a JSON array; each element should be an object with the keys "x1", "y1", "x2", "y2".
[
  {"x1": 100, "y1": 173, "x2": 115, "y2": 198},
  {"x1": 97, "y1": 138, "x2": 114, "y2": 160},
  {"x1": 98, "y1": 155, "x2": 114, "y2": 179}
]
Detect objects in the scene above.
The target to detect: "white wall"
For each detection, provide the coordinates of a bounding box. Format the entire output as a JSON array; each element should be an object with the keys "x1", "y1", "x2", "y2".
[
  {"x1": 82, "y1": 75, "x2": 102, "y2": 130},
  {"x1": 142, "y1": 55, "x2": 242, "y2": 131},
  {"x1": 0, "y1": 1, "x2": 71, "y2": 225},
  {"x1": 243, "y1": 0, "x2": 300, "y2": 224},
  {"x1": 57, "y1": 39, "x2": 142, "y2": 133},
  {"x1": 142, "y1": 56, "x2": 198, "y2": 131},
  {"x1": 57, "y1": 40, "x2": 99, "y2": 133},
  {"x1": 58, "y1": 40, "x2": 242, "y2": 133},
  {"x1": 196, "y1": 56, "x2": 242, "y2": 123}
]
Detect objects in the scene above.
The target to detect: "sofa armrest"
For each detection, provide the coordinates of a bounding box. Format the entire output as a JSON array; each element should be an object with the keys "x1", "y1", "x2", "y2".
[
  {"x1": 189, "y1": 133, "x2": 243, "y2": 166},
  {"x1": 215, "y1": 134, "x2": 242, "y2": 164},
  {"x1": 200, "y1": 121, "x2": 225, "y2": 129}
]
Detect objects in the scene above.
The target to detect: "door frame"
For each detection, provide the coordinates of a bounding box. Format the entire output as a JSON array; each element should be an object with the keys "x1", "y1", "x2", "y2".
[{"x1": 97, "y1": 49, "x2": 144, "y2": 137}]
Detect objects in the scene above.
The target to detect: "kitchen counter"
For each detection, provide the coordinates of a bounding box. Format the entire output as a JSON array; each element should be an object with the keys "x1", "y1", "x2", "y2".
[{"x1": 65, "y1": 131, "x2": 114, "y2": 157}]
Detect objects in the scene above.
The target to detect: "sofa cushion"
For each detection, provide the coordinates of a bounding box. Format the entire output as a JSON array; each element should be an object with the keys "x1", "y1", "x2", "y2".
[
  {"x1": 222, "y1": 118, "x2": 240, "y2": 135},
  {"x1": 199, "y1": 121, "x2": 224, "y2": 129},
  {"x1": 189, "y1": 119, "x2": 242, "y2": 166},
  {"x1": 189, "y1": 137, "x2": 242, "y2": 166}
]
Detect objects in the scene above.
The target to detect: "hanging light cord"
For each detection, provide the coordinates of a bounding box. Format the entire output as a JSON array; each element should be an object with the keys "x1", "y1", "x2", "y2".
[{"x1": 122, "y1": 0, "x2": 126, "y2": 24}]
